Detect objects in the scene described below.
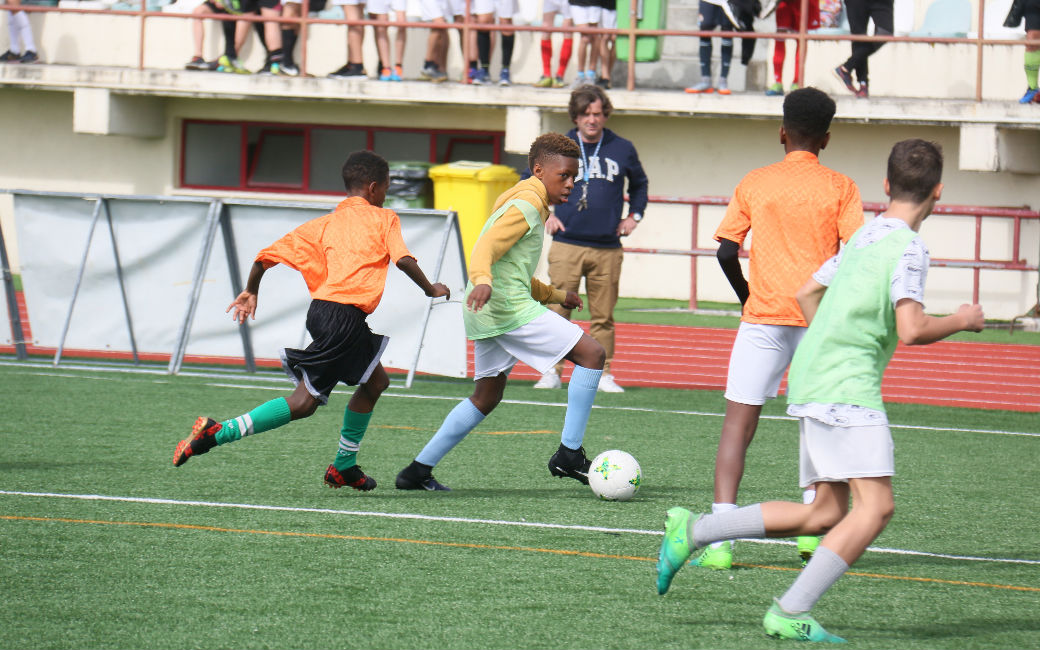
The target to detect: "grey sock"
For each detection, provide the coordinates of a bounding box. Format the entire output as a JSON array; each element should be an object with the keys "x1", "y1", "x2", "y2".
[
  {"x1": 777, "y1": 546, "x2": 849, "y2": 613},
  {"x1": 690, "y1": 503, "x2": 765, "y2": 547}
]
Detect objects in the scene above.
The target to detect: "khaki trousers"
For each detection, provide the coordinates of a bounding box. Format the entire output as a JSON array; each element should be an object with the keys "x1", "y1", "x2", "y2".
[{"x1": 546, "y1": 240, "x2": 624, "y2": 375}]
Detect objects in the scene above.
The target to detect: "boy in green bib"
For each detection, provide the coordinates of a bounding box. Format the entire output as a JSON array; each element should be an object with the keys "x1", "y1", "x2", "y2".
[
  {"x1": 655, "y1": 139, "x2": 985, "y2": 642},
  {"x1": 396, "y1": 133, "x2": 607, "y2": 491}
]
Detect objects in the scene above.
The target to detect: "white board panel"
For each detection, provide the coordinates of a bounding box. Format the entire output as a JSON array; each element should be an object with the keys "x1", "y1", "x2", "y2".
[{"x1": 12, "y1": 192, "x2": 467, "y2": 379}]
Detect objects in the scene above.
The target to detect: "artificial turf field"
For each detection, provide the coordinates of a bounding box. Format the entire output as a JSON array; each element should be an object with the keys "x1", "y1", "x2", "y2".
[{"x1": 1, "y1": 359, "x2": 1038, "y2": 649}]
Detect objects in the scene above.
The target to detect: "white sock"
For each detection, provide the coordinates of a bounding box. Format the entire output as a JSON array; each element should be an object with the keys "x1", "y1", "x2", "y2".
[
  {"x1": 708, "y1": 502, "x2": 738, "y2": 549},
  {"x1": 777, "y1": 545, "x2": 848, "y2": 613},
  {"x1": 13, "y1": 11, "x2": 35, "y2": 52},
  {"x1": 6, "y1": 11, "x2": 17, "y2": 51},
  {"x1": 693, "y1": 503, "x2": 765, "y2": 548}
]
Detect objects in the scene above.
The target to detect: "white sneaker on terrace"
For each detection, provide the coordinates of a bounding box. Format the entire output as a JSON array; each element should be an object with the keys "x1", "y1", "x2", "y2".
[
  {"x1": 598, "y1": 373, "x2": 624, "y2": 393},
  {"x1": 534, "y1": 369, "x2": 562, "y2": 389}
]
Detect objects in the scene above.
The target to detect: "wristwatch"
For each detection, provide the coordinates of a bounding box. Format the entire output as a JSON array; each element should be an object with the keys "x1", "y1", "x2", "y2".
[{"x1": 630, "y1": 213, "x2": 643, "y2": 223}]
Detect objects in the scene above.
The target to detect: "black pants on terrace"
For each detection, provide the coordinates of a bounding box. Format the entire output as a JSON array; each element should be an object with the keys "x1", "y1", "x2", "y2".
[{"x1": 842, "y1": 0, "x2": 894, "y2": 85}]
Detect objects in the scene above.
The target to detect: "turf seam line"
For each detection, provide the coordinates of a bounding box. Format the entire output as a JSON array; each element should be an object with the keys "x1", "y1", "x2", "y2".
[
  {"x1": 2, "y1": 490, "x2": 1038, "y2": 566},
  {"x1": 204, "y1": 383, "x2": 1040, "y2": 439},
  {"x1": 4, "y1": 363, "x2": 1038, "y2": 437},
  {"x1": 3, "y1": 515, "x2": 1036, "y2": 593}
]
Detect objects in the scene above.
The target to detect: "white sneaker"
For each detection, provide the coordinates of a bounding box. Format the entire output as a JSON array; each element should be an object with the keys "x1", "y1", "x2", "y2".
[
  {"x1": 598, "y1": 373, "x2": 624, "y2": 393},
  {"x1": 534, "y1": 369, "x2": 562, "y2": 389}
]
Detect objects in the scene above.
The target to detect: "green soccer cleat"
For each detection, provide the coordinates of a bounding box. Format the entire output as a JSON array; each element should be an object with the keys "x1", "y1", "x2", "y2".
[
  {"x1": 656, "y1": 507, "x2": 699, "y2": 594},
  {"x1": 763, "y1": 602, "x2": 846, "y2": 643},
  {"x1": 797, "y1": 536, "x2": 821, "y2": 568},
  {"x1": 691, "y1": 541, "x2": 732, "y2": 570}
]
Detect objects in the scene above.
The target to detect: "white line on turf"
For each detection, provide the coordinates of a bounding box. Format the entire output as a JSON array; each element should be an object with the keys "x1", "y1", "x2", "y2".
[
  {"x1": 2, "y1": 360, "x2": 1038, "y2": 438},
  {"x1": 203, "y1": 382, "x2": 1040, "y2": 439},
  {"x1": 1, "y1": 490, "x2": 1037, "y2": 566}
]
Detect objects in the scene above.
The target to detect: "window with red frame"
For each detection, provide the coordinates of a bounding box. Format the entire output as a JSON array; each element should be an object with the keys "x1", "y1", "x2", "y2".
[{"x1": 181, "y1": 120, "x2": 513, "y2": 195}]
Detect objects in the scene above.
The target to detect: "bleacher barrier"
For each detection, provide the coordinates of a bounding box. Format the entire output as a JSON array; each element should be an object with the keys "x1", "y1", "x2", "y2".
[
  {"x1": 623, "y1": 195, "x2": 1040, "y2": 315},
  {"x1": 1, "y1": 191, "x2": 468, "y2": 386},
  {"x1": 1, "y1": 0, "x2": 1038, "y2": 96}
]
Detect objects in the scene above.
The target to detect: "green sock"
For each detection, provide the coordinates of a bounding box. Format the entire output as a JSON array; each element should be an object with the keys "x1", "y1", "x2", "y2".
[
  {"x1": 215, "y1": 397, "x2": 292, "y2": 445},
  {"x1": 333, "y1": 408, "x2": 372, "y2": 471},
  {"x1": 1026, "y1": 50, "x2": 1040, "y2": 89}
]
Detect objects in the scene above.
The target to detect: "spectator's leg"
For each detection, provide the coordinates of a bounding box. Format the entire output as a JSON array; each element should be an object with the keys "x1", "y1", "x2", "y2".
[
  {"x1": 373, "y1": 12, "x2": 392, "y2": 75},
  {"x1": 842, "y1": 0, "x2": 869, "y2": 83},
  {"x1": 393, "y1": 9, "x2": 407, "y2": 70},
  {"x1": 540, "y1": 11, "x2": 556, "y2": 78},
  {"x1": 556, "y1": 19, "x2": 573, "y2": 79},
  {"x1": 719, "y1": 35, "x2": 733, "y2": 80},
  {"x1": 192, "y1": 4, "x2": 215, "y2": 59},
  {"x1": 772, "y1": 39, "x2": 786, "y2": 84},
  {"x1": 281, "y1": 2, "x2": 300, "y2": 67},
  {"x1": 500, "y1": 17, "x2": 514, "y2": 70},
  {"x1": 476, "y1": 12, "x2": 493, "y2": 71},
  {"x1": 584, "y1": 247, "x2": 621, "y2": 375},
  {"x1": 345, "y1": 3, "x2": 365, "y2": 65},
  {"x1": 1026, "y1": 30, "x2": 1040, "y2": 93},
  {"x1": 546, "y1": 241, "x2": 584, "y2": 376},
  {"x1": 858, "y1": 0, "x2": 893, "y2": 85},
  {"x1": 10, "y1": 4, "x2": 35, "y2": 55},
  {"x1": 260, "y1": 6, "x2": 284, "y2": 65}
]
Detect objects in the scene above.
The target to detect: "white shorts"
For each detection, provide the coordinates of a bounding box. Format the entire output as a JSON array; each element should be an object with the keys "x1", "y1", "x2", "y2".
[
  {"x1": 367, "y1": 0, "x2": 406, "y2": 13},
  {"x1": 724, "y1": 322, "x2": 805, "y2": 406},
  {"x1": 421, "y1": 0, "x2": 464, "y2": 19},
  {"x1": 472, "y1": 310, "x2": 584, "y2": 379},
  {"x1": 473, "y1": 0, "x2": 517, "y2": 16},
  {"x1": 542, "y1": 0, "x2": 571, "y2": 18},
  {"x1": 569, "y1": 4, "x2": 601, "y2": 24},
  {"x1": 599, "y1": 7, "x2": 616, "y2": 28},
  {"x1": 798, "y1": 417, "x2": 895, "y2": 488},
  {"x1": 331, "y1": 0, "x2": 363, "y2": 6}
]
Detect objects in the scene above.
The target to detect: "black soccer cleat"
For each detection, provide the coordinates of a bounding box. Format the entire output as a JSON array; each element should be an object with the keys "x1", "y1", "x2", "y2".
[
  {"x1": 395, "y1": 462, "x2": 451, "y2": 491},
  {"x1": 548, "y1": 444, "x2": 592, "y2": 485},
  {"x1": 325, "y1": 464, "x2": 377, "y2": 491}
]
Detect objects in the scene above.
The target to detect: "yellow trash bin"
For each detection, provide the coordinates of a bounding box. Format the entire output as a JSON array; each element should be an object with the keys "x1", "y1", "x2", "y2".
[{"x1": 428, "y1": 161, "x2": 520, "y2": 264}]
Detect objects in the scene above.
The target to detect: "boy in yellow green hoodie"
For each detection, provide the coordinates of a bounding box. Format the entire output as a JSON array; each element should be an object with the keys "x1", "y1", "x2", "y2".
[{"x1": 395, "y1": 133, "x2": 607, "y2": 491}]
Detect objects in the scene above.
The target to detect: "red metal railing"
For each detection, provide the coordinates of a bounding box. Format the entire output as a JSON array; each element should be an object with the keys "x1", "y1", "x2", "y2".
[
  {"x1": 623, "y1": 195, "x2": 1040, "y2": 309},
  {"x1": 3, "y1": 0, "x2": 1039, "y2": 97}
]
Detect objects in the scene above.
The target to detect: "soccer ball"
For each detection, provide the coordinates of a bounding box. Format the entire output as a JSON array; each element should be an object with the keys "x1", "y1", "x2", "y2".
[{"x1": 588, "y1": 450, "x2": 641, "y2": 501}]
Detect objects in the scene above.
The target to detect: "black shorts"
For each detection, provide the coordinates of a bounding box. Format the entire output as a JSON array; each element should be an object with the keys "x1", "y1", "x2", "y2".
[
  {"x1": 281, "y1": 300, "x2": 388, "y2": 404},
  {"x1": 1026, "y1": 0, "x2": 1040, "y2": 30},
  {"x1": 209, "y1": 0, "x2": 279, "y2": 14},
  {"x1": 699, "y1": 2, "x2": 736, "y2": 31}
]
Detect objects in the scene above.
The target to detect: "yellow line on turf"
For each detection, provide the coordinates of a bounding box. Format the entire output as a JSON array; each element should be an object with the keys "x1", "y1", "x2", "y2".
[
  {"x1": 734, "y1": 562, "x2": 1040, "y2": 592},
  {"x1": 371, "y1": 424, "x2": 554, "y2": 435},
  {"x1": 0, "y1": 515, "x2": 647, "y2": 562},
  {"x1": 4, "y1": 515, "x2": 1038, "y2": 593},
  {"x1": 477, "y1": 430, "x2": 556, "y2": 435}
]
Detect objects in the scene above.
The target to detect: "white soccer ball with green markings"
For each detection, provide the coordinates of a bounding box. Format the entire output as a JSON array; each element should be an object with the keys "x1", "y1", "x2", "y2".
[{"x1": 588, "y1": 450, "x2": 641, "y2": 501}]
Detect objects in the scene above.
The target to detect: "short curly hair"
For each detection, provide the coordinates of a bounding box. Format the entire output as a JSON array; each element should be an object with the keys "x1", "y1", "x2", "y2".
[
  {"x1": 341, "y1": 150, "x2": 389, "y2": 191},
  {"x1": 528, "y1": 132, "x2": 580, "y2": 170},
  {"x1": 782, "y1": 87, "x2": 835, "y2": 142}
]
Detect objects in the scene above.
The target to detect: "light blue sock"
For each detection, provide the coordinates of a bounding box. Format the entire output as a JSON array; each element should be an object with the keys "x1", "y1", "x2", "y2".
[
  {"x1": 415, "y1": 398, "x2": 486, "y2": 467},
  {"x1": 560, "y1": 364, "x2": 601, "y2": 450}
]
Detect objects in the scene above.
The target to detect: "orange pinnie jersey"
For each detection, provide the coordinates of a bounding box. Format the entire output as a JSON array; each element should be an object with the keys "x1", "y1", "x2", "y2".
[
  {"x1": 714, "y1": 151, "x2": 863, "y2": 326},
  {"x1": 255, "y1": 196, "x2": 412, "y2": 314}
]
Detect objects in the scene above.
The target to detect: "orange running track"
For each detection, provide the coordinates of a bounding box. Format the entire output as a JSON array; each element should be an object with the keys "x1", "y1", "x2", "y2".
[
  {"x1": 7, "y1": 294, "x2": 1039, "y2": 412},
  {"x1": 496, "y1": 322, "x2": 1040, "y2": 413}
]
